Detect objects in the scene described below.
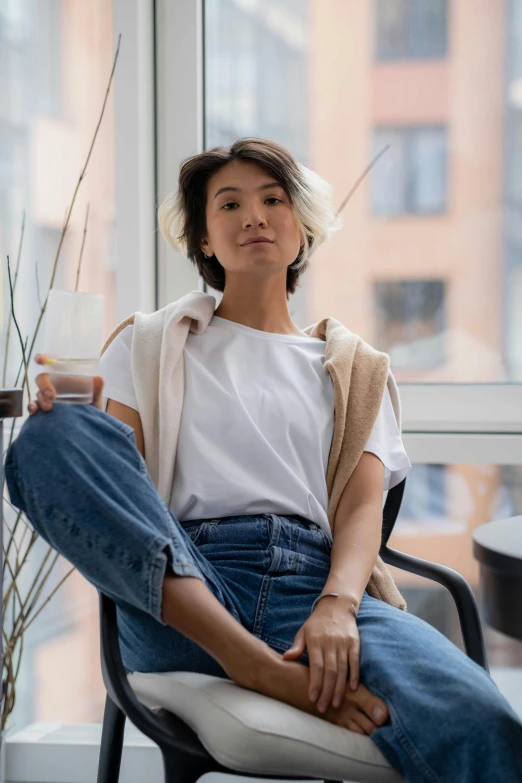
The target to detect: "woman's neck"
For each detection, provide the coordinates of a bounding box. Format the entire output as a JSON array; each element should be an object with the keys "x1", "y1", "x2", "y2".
[{"x1": 214, "y1": 294, "x2": 304, "y2": 337}]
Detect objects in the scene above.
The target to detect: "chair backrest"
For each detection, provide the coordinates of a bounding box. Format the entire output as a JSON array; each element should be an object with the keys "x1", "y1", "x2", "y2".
[{"x1": 381, "y1": 477, "x2": 407, "y2": 549}]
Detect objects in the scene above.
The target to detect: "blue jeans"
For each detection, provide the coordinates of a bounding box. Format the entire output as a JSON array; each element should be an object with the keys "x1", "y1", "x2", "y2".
[{"x1": 5, "y1": 403, "x2": 522, "y2": 782}]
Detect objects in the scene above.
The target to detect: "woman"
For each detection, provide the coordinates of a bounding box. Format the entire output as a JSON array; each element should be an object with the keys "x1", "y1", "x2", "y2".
[{"x1": 6, "y1": 138, "x2": 522, "y2": 782}]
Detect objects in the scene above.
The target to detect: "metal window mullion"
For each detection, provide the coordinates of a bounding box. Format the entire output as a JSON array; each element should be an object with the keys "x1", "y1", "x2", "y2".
[
  {"x1": 155, "y1": 0, "x2": 203, "y2": 307},
  {"x1": 112, "y1": 0, "x2": 156, "y2": 319}
]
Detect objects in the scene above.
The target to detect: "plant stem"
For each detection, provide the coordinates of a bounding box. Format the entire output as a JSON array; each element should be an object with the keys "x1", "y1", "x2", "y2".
[
  {"x1": 6, "y1": 257, "x2": 30, "y2": 402},
  {"x1": 2, "y1": 211, "x2": 25, "y2": 386},
  {"x1": 75, "y1": 203, "x2": 90, "y2": 292}
]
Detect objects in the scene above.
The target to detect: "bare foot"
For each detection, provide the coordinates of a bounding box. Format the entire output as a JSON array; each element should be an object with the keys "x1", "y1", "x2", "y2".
[{"x1": 251, "y1": 654, "x2": 389, "y2": 736}]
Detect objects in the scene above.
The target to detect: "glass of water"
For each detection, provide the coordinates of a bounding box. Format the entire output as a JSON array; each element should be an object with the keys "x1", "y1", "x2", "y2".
[{"x1": 42, "y1": 289, "x2": 105, "y2": 404}]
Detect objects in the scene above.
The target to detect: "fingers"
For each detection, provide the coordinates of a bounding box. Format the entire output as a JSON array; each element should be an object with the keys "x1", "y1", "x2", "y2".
[
  {"x1": 308, "y1": 647, "x2": 324, "y2": 706},
  {"x1": 310, "y1": 637, "x2": 358, "y2": 712},
  {"x1": 348, "y1": 638, "x2": 360, "y2": 691},
  {"x1": 332, "y1": 647, "x2": 348, "y2": 708},
  {"x1": 28, "y1": 354, "x2": 56, "y2": 414},
  {"x1": 315, "y1": 648, "x2": 338, "y2": 713},
  {"x1": 28, "y1": 387, "x2": 54, "y2": 415}
]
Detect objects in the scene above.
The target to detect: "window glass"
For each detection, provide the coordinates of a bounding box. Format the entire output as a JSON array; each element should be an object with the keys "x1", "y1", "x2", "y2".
[
  {"x1": 411, "y1": 128, "x2": 447, "y2": 213},
  {"x1": 390, "y1": 464, "x2": 522, "y2": 718},
  {"x1": 205, "y1": 0, "x2": 522, "y2": 718},
  {"x1": 372, "y1": 129, "x2": 407, "y2": 216},
  {"x1": 205, "y1": 0, "x2": 520, "y2": 383},
  {"x1": 374, "y1": 280, "x2": 446, "y2": 369},
  {"x1": 1, "y1": 0, "x2": 116, "y2": 727}
]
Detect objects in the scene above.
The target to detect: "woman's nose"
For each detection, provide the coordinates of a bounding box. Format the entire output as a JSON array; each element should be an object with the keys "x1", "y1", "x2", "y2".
[{"x1": 243, "y1": 213, "x2": 268, "y2": 229}]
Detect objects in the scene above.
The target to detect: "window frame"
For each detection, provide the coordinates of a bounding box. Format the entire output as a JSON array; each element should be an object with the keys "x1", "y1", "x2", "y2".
[
  {"x1": 112, "y1": 0, "x2": 157, "y2": 320},
  {"x1": 155, "y1": 0, "x2": 205, "y2": 308}
]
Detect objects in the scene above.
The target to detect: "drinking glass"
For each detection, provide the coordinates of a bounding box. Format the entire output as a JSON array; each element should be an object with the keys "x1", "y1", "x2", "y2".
[{"x1": 42, "y1": 289, "x2": 105, "y2": 404}]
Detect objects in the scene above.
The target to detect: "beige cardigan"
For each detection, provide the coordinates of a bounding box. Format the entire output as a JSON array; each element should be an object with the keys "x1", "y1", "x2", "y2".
[{"x1": 102, "y1": 290, "x2": 406, "y2": 611}]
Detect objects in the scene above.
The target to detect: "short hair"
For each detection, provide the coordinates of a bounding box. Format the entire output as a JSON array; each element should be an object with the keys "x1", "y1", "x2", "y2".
[{"x1": 157, "y1": 137, "x2": 342, "y2": 298}]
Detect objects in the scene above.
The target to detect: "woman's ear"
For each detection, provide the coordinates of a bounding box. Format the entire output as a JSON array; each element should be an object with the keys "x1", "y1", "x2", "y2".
[{"x1": 201, "y1": 238, "x2": 214, "y2": 258}]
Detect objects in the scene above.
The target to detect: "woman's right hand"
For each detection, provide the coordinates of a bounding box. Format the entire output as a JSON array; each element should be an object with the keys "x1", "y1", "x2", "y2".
[{"x1": 28, "y1": 354, "x2": 105, "y2": 415}]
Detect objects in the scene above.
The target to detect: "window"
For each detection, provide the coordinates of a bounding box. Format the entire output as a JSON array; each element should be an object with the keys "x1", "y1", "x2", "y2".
[
  {"x1": 374, "y1": 280, "x2": 446, "y2": 370},
  {"x1": 397, "y1": 465, "x2": 448, "y2": 524},
  {"x1": 204, "y1": 0, "x2": 309, "y2": 164},
  {"x1": 376, "y1": 0, "x2": 448, "y2": 60},
  {"x1": 1, "y1": 0, "x2": 118, "y2": 727},
  {"x1": 387, "y1": 462, "x2": 522, "y2": 711},
  {"x1": 372, "y1": 127, "x2": 448, "y2": 216}
]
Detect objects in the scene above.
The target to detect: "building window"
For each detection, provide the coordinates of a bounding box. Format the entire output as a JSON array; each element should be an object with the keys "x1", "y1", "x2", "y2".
[
  {"x1": 374, "y1": 279, "x2": 446, "y2": 369},
  {"x1": 376, "y1": 0, "x2": 448, "y2": 60},
  {"x1": 372, "y1": 126, "x2": 448, "y2": 217}
]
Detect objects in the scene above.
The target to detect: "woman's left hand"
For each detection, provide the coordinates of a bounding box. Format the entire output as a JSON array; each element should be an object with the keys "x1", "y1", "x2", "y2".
[{"x1": 282, "y1": 595, "x2": 360, "y2": 713}]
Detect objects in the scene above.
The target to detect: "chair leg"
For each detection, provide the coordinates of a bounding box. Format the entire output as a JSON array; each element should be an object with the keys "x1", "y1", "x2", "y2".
[
  {"x1": 97, "y1": 694, "x2": 126, "y2": 783},
  {"x1": 162, "y1": 748, "x2": 208, "y2": 783}
]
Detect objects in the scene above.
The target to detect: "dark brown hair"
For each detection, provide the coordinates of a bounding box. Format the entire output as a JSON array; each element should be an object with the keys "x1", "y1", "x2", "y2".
[{"x1": 157, "y1": 137, "x2": 340, "y2": 298}]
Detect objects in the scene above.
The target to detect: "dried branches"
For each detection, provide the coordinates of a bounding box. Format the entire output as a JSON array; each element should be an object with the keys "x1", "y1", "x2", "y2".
[{"x1": 1, "y1": 33, "x2": 121, "y2": 732}]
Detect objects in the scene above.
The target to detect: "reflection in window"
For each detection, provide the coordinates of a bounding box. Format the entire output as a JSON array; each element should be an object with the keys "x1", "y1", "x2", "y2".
[
  {"x1": 374, "y1": 280, "x2": 446, "y2": 369},
  {"x1": 375, "y1": 0, "x2": 448, "y2": 60},
  {"x1": 372, "y1": 127, "x2": 448, "y2": 216}
]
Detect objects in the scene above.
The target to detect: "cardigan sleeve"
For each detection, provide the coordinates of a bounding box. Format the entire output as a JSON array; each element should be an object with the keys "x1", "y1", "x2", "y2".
[{"x1": 363, "y1": 385, "x2": 412, "y2": 491}]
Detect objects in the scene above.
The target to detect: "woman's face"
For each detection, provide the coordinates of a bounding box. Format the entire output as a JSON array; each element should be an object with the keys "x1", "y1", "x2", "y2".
[{"x1": 201, "y1": 160, "x2": 303, "y2": 277}]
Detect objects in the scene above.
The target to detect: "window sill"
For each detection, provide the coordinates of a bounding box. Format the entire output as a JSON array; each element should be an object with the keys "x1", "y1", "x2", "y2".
[{"x1": 5, "y1": 722, "x2": 163, "y2": 783}]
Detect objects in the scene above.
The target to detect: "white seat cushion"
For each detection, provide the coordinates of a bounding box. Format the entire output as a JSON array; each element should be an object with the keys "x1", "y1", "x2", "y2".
[{"x1": 128, "y1": 672, "x2": 403, "y2": 783}]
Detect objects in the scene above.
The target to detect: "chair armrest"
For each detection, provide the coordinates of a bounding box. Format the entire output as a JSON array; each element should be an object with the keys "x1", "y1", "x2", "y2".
[{"x1": 380, "y1": 545, "x2": 489, "y2": 672}]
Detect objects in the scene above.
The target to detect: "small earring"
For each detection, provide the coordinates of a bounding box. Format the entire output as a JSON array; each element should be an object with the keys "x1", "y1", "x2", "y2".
[{"x1": 203, "y1": 253, "x2": 210, "y2": 259}]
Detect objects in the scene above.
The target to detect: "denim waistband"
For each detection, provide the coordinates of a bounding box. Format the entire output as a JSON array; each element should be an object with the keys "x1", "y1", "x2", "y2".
[{"x1": 182, "y1": 512, "x2": 315, "y2": 529}]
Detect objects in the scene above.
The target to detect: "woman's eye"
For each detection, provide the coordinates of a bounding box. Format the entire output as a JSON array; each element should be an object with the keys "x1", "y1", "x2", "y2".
[{"x1": 221, "y1": 198, "x2": 282, "y2": 210}]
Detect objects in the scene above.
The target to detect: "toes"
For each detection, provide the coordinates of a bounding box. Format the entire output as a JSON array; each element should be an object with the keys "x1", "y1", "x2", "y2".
[
  {"x1": 357, "y1": 688, "x2": 389, "y2": 725},
  {"x1": 371, "y1": 702, "x2": 388, "y2": 725},
  {"x1": 353, "y1": 709, "x2": 377, "y2": 735},
  {"x1": 346, "y1": 718, "x2": 365, "y2": 735}
]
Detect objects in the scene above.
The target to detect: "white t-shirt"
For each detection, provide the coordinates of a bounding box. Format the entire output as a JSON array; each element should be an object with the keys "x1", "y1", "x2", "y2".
[{"x1": 100, "y1": 317, "x2": 411, "y2": 533}]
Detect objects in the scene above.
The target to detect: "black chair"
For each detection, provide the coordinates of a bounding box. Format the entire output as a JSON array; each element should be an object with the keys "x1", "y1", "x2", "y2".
[{"x1": 97, "y1": 476, "x2": 488, "y2": 783}]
